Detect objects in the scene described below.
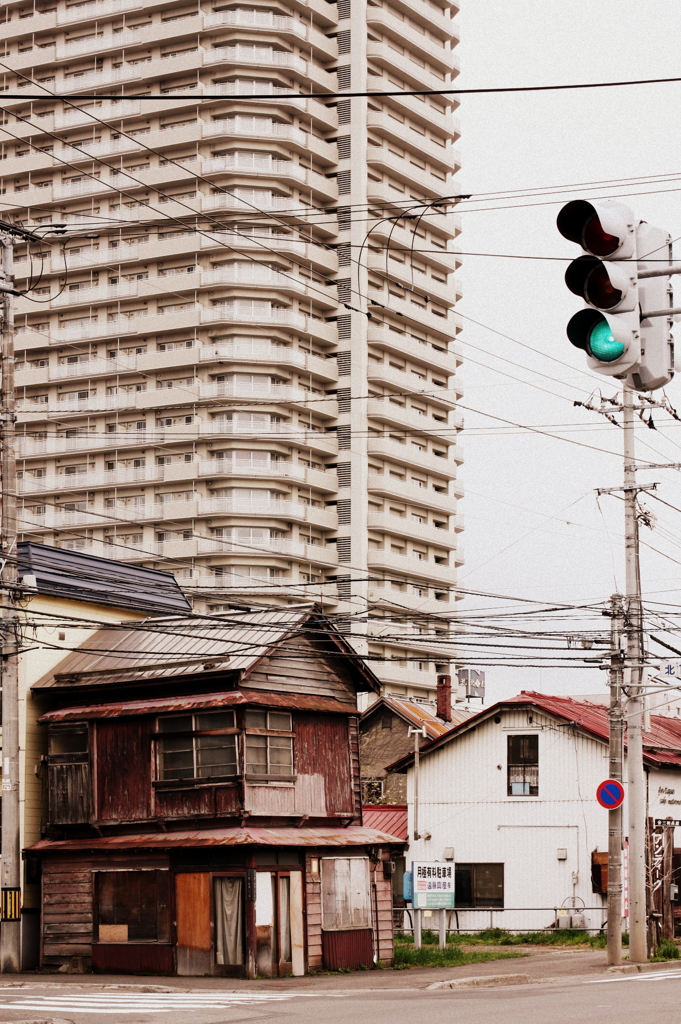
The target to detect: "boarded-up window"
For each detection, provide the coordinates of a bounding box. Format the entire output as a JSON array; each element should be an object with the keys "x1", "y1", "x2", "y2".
[
  {"x1": 96, "y1": 870, "x2": 169, "y2": 942},
  {"x1": 321, "y1": 857, "x2": 370, "y2": 930}
]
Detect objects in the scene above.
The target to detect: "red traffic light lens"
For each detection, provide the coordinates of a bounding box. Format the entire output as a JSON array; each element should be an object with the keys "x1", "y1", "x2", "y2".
[
  {"x1": 582, "y1": 214, "x2": 619, "y2": 257},
  {"x1": 584, "y1": 262, "x2": 623, "y2": 309}
]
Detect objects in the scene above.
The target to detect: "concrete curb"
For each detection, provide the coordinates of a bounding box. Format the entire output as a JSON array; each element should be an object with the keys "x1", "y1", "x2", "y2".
[
  {"x1": 608, "y1": 960, "x2": 681, "y2": 975},
  {"x1": 427, "y1": 973, "x2": 533, "y2": 990}
]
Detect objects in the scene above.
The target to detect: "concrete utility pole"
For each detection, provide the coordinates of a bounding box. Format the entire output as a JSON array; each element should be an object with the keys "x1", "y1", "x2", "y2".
[
  {"x1": 622, "y1": 386, "x2": 648, "y2": 964},
  {"x1": 607, "y1": 593, "x2": 625, "y2": 966},
  {"x1": 0, "y1": 229, "x2": 20, "y2": 972}
]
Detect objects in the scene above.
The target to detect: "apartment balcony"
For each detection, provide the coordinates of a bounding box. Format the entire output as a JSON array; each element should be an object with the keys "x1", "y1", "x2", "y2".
[
  {"x1": 202, "y1": 119, "x2": 336, "y2": 165},
  {"x1": 201, "y1": 305, "x2": 336, "y2": 345},
  {"x1": 191, "y1": 572, "x2": 320, "y2": 600},
  {"x1": 368, "y1": 77, "x2": 459, "y2": 139},
  {"x1": 54, "y1": 16, "x2": 204, "y2": 61},
  {"x1": 203, "y1": 9, "x2": 337, "y2": 60},
  {"x1": 198, "y1": 460, "x2": 336, "y2": 492},
  {"x1": 367, "y1": 364, "x2": 458, "y2": 411},
  {"x1": 367, "y1": 511, "x2": 458, "y2": 550},
  {"x1": 49, "y1": 281, "x2": 139, "y2": 310},
  {"x1": 371, "y1": 293, "x2": 461, "y2": 340},
  {"x1": 366, "y1": 397, "x2": 451, "y2": 435},
  {"x1": 199, "y1": 342, "x2": 337, "y2": 382},
  {"x1": 365, "y1": 8, "x2": 455, "y2": 71},
  {"x1": 366, "y1": 145, "x2": 457, "y2": 196},
  {"x1": 367, "y1": 220, "x2": 460, "y2": 276},
  {"x1": 367, "y1": 473, "x2": 462, "y2": 519},
  {"x1": 367, "y1": 111, "x2": 456, "y2": 170},
  {"x1": 370, "y1": 255, "x2": 462, "y2": 308},
  {"x1": 366, "y1": 587, "x2": 455, "y2": 613},
  {"x1": 367, "y1": 436, "x2": 461, "y2": 479},
  {"x1": 198, "y1": 497, "x2": 337, "y2": 529},
  {"x1": 367, "y1": 326, "x2": 462, "y2": 374},
  {"x1": 18, "y1": 465, "x2": 165, "y2": 494},
  {"x1": 367, "y1": 548, "x2": 457, "y2": 585},
  {"x1": 199, "y1": 266, "x2": 338, "y2": 310},
  {"x1": 196, "y1": 536, "x2": 338, "y2": 566},
  {"x1": 372, "y1": 0, "x2": 457, "y2": 40},
  {"x1": 53, "y1": 101, "x2": 142, "y2": 131},
  {"x1": 204, "y1": 155, "x2": 337, "y2": 202},
  {"x1": 368, "y1": 662, "x2": 443, "y2": 694},
  {"x1": 366, "y1": 39, "x2": 457, "y2": 93},
  {"x1": 202, "y1": 45, "x2": 335, "y2": 92},
  {"x1": 199, "y1": 230, "x2": 338, "y2": 274},
  {"x1": 201, "y1": 192, "x2": 301, "y2": 215},
  {"x1": 199, "y1": 81, "x2": 336, "y2": 130},
  {"x1": 366, "y1": 182, "x2": 462, "y2": 239}
]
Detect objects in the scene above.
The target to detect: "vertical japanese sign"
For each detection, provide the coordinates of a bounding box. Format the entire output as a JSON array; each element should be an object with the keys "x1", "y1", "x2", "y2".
[{"x1": 412, "y1": 861, "x2": 455, "y2": 909}]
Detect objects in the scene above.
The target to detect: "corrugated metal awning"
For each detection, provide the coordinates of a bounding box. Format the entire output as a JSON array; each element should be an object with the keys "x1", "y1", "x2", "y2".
[
  {"x1": 362, "y1": 805, "x2": 408, "y2": 841},
  {"x1": 28, "y1": 825, "x2": 406, "y2": 852},
  {"x1": 39, "y1": 688, "x2": 358, "y2": 723}
]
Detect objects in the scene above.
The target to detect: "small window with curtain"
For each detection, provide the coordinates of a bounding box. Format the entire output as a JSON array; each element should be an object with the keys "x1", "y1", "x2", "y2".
[
  {"x1": 507, "y1": 734, "x2": 538, "y2": 796},
  {"x1": 244, "y1": 710, "x2": 294, "y2": 781},
  {"x1": 156, "y1": 711, "x2": 237, "y2": 783}
]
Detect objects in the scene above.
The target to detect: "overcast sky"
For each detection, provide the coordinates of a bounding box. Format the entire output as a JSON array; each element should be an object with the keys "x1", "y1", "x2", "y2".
[{"x1": 454, "y1": 1, "x2": 681, "y2": 703}]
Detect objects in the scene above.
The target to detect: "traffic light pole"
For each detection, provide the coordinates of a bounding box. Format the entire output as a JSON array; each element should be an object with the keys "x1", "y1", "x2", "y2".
[
  {"x1": 607, "y1": 593, "x2": 624, "y2": 966},
  {"x1": 623, "y1": 386, "x2": 648, "y2": 964}
]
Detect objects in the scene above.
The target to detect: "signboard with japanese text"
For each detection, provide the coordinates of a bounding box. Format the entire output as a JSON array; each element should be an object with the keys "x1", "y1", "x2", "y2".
[{"x1": 411, "y1": 861, "x2": 455, "y2": 909}]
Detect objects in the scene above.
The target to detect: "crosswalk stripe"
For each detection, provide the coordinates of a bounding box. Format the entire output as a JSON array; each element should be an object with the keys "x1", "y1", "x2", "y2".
[
  {"x1": 588, "y1": 971, "x2": 681, "y2": 984},
  {"x1": 0, "y1": 991, "x2": 347, "y2": 1014}
]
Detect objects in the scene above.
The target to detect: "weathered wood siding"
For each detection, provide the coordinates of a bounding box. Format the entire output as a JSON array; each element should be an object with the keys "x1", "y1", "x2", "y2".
[
  {"x1": 49, "y1": 763, "x2": 91, "y2": 824},
  {"x1": 42, "y1": 857, "x2": 93, "y2": 962},
  {"x1": 244, "y1": 637, "x2": 360, "y2": 701},
  {"x1": 348, "y1": 716, "x2": 362, "y2": 819},
  {"x1": 294, "y1": 714, "x2": 354, "y2": 816},
  {"x1": 96, "y1": 719, "x2": 152, "y2": 822},
  {"x1": 155, "y1": 785, "x2": 240, "y2": 820},
  {"x1": 374, "y1": 866, "x2": 395, "y2": 964},
  {"x1": 304, "y1": 854, "x2": 323, "y2": 970}
]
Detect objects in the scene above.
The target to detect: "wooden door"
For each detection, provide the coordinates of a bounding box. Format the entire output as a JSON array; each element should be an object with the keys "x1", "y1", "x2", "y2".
[{"x1": 175, "y1": 873, "x2": 211, "y2": 976}]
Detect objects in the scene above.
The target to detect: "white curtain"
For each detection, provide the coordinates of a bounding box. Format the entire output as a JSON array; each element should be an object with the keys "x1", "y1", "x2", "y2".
[{"x1": 214, "y1": 877, "x2": 244, "y2": 965}]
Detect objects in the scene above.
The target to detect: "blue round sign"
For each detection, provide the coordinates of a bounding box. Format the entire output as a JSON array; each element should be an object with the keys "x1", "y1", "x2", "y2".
[{"x1": 597, "y1": 779, "x2": 625, "y2": 809}]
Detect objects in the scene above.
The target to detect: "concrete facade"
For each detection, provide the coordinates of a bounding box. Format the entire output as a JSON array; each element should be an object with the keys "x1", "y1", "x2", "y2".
[{"x1": 0, "y1": 0, "x2": 463, "y2": 703}]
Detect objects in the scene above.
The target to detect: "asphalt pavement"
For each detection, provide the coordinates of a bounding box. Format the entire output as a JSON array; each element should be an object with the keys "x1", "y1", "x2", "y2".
[{"x1": 0, "y1": 955, "x2": 678, "y2": 1024}]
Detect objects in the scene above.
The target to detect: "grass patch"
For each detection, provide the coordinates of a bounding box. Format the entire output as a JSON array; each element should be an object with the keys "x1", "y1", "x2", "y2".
[
  {"x1": 396, "y1": 927, "x2": 623, "y2": 950},
  {"x1": 651, "y1": 938, "x2": 680, "y2": 962},
  {"x1": 393, "y1": 944, "x2": 527, "y2": 969}
]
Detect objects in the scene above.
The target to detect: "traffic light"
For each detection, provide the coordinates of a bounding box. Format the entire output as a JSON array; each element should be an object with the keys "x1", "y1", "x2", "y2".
[{"x1": 557, "y1": 200, "x2": 674, "y2": 391}]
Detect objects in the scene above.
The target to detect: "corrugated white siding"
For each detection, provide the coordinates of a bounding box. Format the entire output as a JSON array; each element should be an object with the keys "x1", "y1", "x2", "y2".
[{"x1": 405, "y1": 708, "x2": 681, "y2": 931}]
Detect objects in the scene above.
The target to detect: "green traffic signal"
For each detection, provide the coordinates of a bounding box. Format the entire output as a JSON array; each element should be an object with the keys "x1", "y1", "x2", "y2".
[{"x1": 588, "y1": 318, "x2": 626, "y2": 362}]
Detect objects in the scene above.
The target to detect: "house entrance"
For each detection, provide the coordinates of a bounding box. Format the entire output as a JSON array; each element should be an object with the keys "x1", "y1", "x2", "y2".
[{"x1": 255, "y1": 870, "x2": 304, "y2": 977}]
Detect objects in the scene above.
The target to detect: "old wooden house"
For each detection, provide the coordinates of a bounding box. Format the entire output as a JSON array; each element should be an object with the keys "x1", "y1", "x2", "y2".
[{"x1": 27, "y1": 607, "x2": 403, "y2": 976}]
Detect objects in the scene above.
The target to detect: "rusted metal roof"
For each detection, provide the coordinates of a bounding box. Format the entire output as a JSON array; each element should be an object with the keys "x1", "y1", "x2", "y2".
[
  {"x1": 28, "y1": 825, "x2": 405, "y2": 852},
  {"x1": 362, "y1": 805, "x2": 408, "y2": 841},
  {"x1": 31, "y1": 607, "x2": 381, "y2": 693},
  {"x1": 39, "y1": 688, "x2": 357, "y2": 723},
  {"x1": 388, "y1": 690, "x2": 681, "y2": 772},
  {"x1": 361, "y1": 696, "x2": 468, "y2": 740}
]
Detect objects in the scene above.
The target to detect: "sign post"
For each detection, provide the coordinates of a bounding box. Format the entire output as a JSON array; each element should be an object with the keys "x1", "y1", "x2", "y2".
[{"x1": 412, "y1": 862, "x2": 455, "y2": 950}]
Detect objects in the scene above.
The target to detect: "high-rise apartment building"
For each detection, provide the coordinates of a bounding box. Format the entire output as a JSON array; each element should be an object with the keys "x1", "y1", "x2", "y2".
[{"x1": 0, "y1": 0, "x2": 462, "y2": 702}]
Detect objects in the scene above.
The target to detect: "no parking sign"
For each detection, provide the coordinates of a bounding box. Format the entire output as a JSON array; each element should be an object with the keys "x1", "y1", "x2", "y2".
[{"x1": 596, "y1": 779, "x2": 625, "y2": 809}]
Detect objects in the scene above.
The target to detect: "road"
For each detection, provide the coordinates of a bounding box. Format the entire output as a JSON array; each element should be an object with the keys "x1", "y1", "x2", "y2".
[{"x1": 0, "y1": 971, "x2": 679, "y2": 1024}]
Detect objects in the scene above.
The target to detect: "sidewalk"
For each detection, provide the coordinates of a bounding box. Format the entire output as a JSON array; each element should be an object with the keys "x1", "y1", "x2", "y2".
[{"x1": 4, "y1": 947, "x2": 625, "y2": 992}]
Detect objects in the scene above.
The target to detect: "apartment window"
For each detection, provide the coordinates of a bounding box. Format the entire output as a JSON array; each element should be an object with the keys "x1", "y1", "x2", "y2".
[
  {"x1": 244, "y1": 710, "x2": 293, "y2": 780},
  {"x1": 156, "y1": 711, "x2": 238, "y2": 782},
  {"x1": 507, "y1": 735, "x2": 538, "y2": 796},
  {"x1": 454, "y1": 864, "x2": 504, "y2": 908}
]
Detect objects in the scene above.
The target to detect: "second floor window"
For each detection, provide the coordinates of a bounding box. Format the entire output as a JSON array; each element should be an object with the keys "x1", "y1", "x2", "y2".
[
  {"x1": 157, "y1": 711, "x2": 237, "y2": 782},
  {"x1": 507, "y1": 734, "x2": 538, "y2": 796},
  {"x1": 245, "y1": 711, "x2": 294, "y2": 780}
]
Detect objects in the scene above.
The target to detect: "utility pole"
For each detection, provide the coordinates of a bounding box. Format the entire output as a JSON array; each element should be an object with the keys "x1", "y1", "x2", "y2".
[
  {"x1": 0, "y1": 229, "x2": 20, "y2": 972},
  {"x1": 622, "y1": 385, "x2": 648, "y2": 964},
  {"x1": 607, "y1": 593, "x2": 625, "y2": 966},
  {"x1": 408, "y1": 724, "x2": 427, "y2": 951}
]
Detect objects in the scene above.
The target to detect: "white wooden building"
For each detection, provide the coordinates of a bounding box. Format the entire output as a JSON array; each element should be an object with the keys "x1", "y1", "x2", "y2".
[{"x1": 389, "y1": 692, "x2": 681, "y2": 933}]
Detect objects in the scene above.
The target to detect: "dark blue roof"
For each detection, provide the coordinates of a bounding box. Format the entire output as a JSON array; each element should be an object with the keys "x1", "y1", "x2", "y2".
[{"x1": 17, "y1": 542, "x2": 192, "y2": 616}]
